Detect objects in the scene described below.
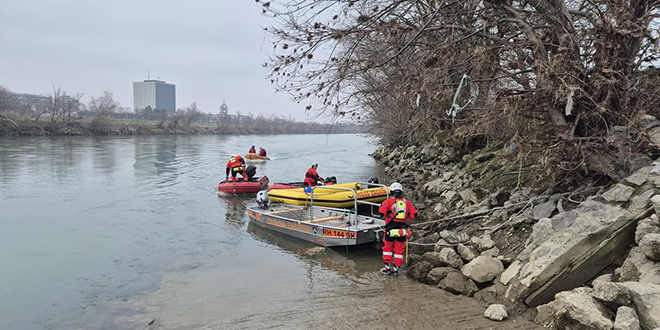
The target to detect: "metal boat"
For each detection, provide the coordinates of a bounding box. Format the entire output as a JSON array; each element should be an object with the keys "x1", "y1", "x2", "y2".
[{"x1": 247, "y1": 185, "x2": 387, "y2": 247}]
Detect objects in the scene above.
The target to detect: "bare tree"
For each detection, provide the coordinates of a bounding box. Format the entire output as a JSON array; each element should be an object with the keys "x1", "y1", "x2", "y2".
[
  {"x1": 262, "y1": 0, "x2": 660, "y2": 181},
  {"x1": 0, "y1": 85, "x2": 16, "y2": 114},
  {"x1": 88, "y1": 91, "x2": 120, "y2": 127},
  {"x1": 179, "y1": 102, "x2": 201, "y2": 127}
]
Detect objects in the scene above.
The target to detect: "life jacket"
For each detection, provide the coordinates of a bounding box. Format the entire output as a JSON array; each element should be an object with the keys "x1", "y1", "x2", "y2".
[
  {"x1": 249, "y1": 147, "x2": 256, "y2": 153},
  {"x1": 259, "y1": 149, "x2": 267, "y2": 156},
  {"x1": 228, "y1": 156, "x2": 244, "y2": 171},
  {"x1": 391, "y1": 198, "x2": 407, "y2": 222}
]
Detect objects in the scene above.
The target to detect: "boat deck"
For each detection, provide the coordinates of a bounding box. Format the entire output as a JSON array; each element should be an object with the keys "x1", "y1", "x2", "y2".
[{"x1": 258, "y1": 204, "x2": 384, "y2": 230}]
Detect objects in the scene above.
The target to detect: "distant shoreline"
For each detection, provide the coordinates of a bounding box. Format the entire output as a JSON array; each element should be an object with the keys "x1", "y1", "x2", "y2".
[{"x1": 0, "y1": 117, "x2": 366, "y2": 137}]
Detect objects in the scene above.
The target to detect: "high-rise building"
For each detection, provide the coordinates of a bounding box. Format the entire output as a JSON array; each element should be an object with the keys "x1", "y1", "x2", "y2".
[{"x1": 133, "y1": 79, "x2": 176, "y2": 112}]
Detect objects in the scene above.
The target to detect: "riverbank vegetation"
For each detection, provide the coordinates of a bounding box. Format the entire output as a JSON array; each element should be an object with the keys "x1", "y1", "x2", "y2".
[
  {"x1": 0, "y1": 86, "x2": 364, "y2": 136},
  {"x1": 262, "y1": 0, "x2": 660, "y2": 190}
]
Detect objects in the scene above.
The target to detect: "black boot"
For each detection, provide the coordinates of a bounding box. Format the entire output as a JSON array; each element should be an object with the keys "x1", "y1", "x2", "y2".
[
  {"x1": 390, "y1": 265, "x2": 399, "y2": 276},
  {"x1": 380, "y1": 263, "x2": 392, "y2": 275}
]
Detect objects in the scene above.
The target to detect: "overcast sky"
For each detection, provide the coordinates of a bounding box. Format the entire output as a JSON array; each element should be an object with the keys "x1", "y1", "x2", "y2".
[{"x1": 0, "y1": 0, "x2": 317, "y2": 120}]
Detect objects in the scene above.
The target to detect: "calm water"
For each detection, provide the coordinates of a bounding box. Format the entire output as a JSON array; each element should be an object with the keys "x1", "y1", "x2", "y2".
[
  {"x1": 0, "y1": 134, "x2": 389, "y2": 329},
  {"x1": 0, "y1": 134, "x2": 541, "y2": 330}
]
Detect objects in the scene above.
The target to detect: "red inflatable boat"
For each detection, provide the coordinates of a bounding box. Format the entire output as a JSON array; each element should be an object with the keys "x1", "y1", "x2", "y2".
[{"x1": 218, "y1": 176, "x2": 269, "y2": 194}]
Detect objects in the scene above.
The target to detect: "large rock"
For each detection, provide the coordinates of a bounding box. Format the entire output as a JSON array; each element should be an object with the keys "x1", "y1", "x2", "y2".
[
  {"x1": 636, "y1": 217, "x2": 660, "y2": 244},
  {"x1": 499, "y1": 260, "x2": 522, "y2": 285},
  {"x1": 533, "y1": 199, "x2": 557, "y2": 220},
  {"x1": 461, "y1": 256, "x2": 504, "y2": 283},
  {"x1": 421, "y1": 252, "x2": 445, "y2": 267},
  {"x1": 438, "y1": 247, "x2": 463, "y2": 269},
  {"x1": 625, "y1": 173, "x2": 648, "y2": 186},
  {"x1": 592, "y1": 281, "x2": 632, "y2": 307},
  {"x1": 471, "y1": 234, "x2": 495, "y2": 252},
  {"x1": 439, "y1": 230, "x2": 469, "y2": 244},
  {"x1": 618, "y1": 282, "x2": 660, "y2": 329},
  {"x1": 438, "y1": 271, "x2": 479, "y2": 296},
  {"x1": 549, "y1": 288, "x2": 614, "y2": 330},
  {"x1": 506, "y1": 200, "x2": 632, "y2": 305},
  {"x1": 433, "y1": 238, "x2": 451, "y2": 252},
  {"x1": 456, "y1": 243, "x2": 479, "y2": 261},
  {"x1": 426, "y1": 267, "x2": 456, "y2": 285},
  {"x1": 613, "y1": 306, "x2": 640, "y2": 330},
  {"x1": 651, "y1": 195, "x2": 660, "y2": 214},
  {"x1": 639, "y1": 233, "x2": 660, "y2": 261},
  {"x1": 616, "y1": 247, "x2": 660, "y2": 285},
  {"x1": 423, "y1": 178, "x2": 447, "y2": 198},
  {"x1": 409, "y1": 233, "x2": 439, "y2": 255},
  {"x1": 628, "y1": 189, "x2": 654, "y2": 214},
  {"x1": 480, "y1": 247, "x2": 500, "y2": 258},
  {"x1": 408, "y1": 261, "x2": 434, "y2": 281},
  {"x1": 602, "y1": 184, "x2": 636, "y2": 203},
  {"x1": 459, "y1": 188, "x2": 478, "y2": 204},
  {"x1": 483, "y1": 304, "x2": 508, "y2": 321}
]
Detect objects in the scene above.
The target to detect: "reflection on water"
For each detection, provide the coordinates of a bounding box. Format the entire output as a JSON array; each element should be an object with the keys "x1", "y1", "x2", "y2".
[{"x1": 219, "y1": 195, "x2": 249, "y2": 228}]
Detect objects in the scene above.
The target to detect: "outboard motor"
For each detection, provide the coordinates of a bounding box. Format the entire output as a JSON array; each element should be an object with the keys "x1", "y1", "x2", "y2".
[
  {"x1": 246, "y1": 165, "x2": 257, "y2": 181},
  {"x1": 367, "y1": 176, "x2": 379, "y2": 188},
  {"x1": 256, "y1": 190, "x2": 269, "y2": 209},
  {"x1": 329, "y1": 176, "x2": 337, "y2": 184}
]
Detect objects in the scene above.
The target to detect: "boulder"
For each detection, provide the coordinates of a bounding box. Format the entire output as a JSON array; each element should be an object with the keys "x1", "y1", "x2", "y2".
[
  {"x1": 433, "y1": 239, "x2": 451, "y2": 252},
  {"x1": 461, "y1": 256, "x2": 504, "y2": 283},
  {"x1": 533, "y1": 199, "x2": 557, "y2": 220},
  {"x1": 440, "y1": 190, "x2": 458, "y2": 202},
  {"x1": 471, "y1": 234, "x2": 495, "y2": 252},
  {"x1": 409, "y1": 233, "x2": 439, "y2": 255},
  {"x1": 613, "y1": 306, "x2": 640, "y2": 330},
  {"x1": 592, "y1": 281, "x2": 632, "y2": 307},
  {"x1": 651, "y1": 195, "x2": 660, "y2": 214},
  {"x1": 474, "y1": 281, "x2": 507, "y2": 305},
  {"x1": 593, "y1": 273, "x2": 613, "y2": 283},
  {"x1": 438, "y1": 271, "x2": 479, "y2": 296},
  {"x1": 421, "y1": 252, "x2": 445, "y2": 267},
  {"x1": 408, "y1": 261, "x2": 434, "y2": 281},
  {"x1": 601, "y1": 184, "x2": 636, "y2": 203},
  {"x1": 639, "y1": 233, "x2": 660, "y2": 261},
  {"x1": 629, "y1": 190, "x2": 654, "y2": 215},
  {"x1": 459, "y1": 188, "x2": 478, "y2": 204},
  {"x1": 423, "y1": 178, "x2": 446, "y2": 198},
  {"x1": 618, "y1": 282, "x2": 660, "y2": 329},
  {"x1": 456, "y1": 244, "x2": 479, "y2": 262},
  {"x1": 480, "y1": 247, "x2": 500, "y2": 258},
  {"x1": 438, "y1": 247, "x2": 463, "y2": 269},
  {"x1": 550, "y1": 288, "x2": 614, "y2": 330},
  {"x1": 625, "y1": 173, "x2": 649, "y2": 186},
  {"x1": 552, "y1": 211, "x2": 579, "y2": 231},
  {"x1": 439, "y1": 230, "x2": 469, "y2": 244},
  {"x1": 535, "y1": 303, "x2": 555, "y2": 327},
  {"x1": 636, "y1": 218, "x2": 660, "y2": 244},
  {"x1": 483, "y1": 304, "x2": 508, "y2": 321},
  {"x1": 499, "y1": 260, "x2": 522, "y2": 285},
  {"x1": 426, "y1": 267, "x2": 456, "y2": 285},
  {"x1": 625, "y1": 155, "x2": 653, "y2": 175},
  {"x1": 616, "y1": 247, "x2": 660, "y2": 285}
]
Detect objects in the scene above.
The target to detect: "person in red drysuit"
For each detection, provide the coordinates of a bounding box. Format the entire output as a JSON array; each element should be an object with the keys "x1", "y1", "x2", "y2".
[
  {"x1": 259, "y1": 147, "x2": 267, "y2": 157},
  {"x1": 304, "y1": 163, "x2": 324, "y2": 187},
  {"x1": 225, "y1": 155, "x2": 247, "y2": 181},
  {"x1": 379, "y1": 182, "x2": 417, "y2": 276},
  {"x1": 248, "y1": 145, "x2": 256, "y2": 154}
]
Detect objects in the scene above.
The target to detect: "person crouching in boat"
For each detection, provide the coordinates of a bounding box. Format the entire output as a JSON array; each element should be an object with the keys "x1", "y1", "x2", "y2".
[
  {"x1": 304, "y1": 162, "x2": 324, "y2": 187},
  {"x1": 248, "y1": 145, "x2": 256, "y2": 154},
  {"x1": 379, "y1": 182, "x2": 417, "y2": 276},
  {"x1": 226, "y1": 155, "x2": 248, "y2": 181},
  {"x1": 259, "y1": 147, "x2": 267, "y2": 157}
]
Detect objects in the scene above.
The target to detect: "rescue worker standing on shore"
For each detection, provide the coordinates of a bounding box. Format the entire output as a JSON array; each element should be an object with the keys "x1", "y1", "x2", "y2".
[
  {"x1": 379, "y1": 182, "x2": 417, "y2": 276},
  {"x1": 225, "y1": 154, "x2": 248, "y2": 181},
  {"x1": 304, "y1": 162, "x2": 324, "y2": 187}
]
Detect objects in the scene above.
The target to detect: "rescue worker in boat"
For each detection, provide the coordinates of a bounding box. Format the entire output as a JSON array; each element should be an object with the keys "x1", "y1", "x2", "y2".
[
  {"x1": 248, "y1": 145, "x2": 256, "y2": 154},
  {"x1": 304, "y1": 162, "x2": 324, "y2": 187},
  {"x1": 259, "y1": 146, "x2": 267, "y2": 157},
  {"x1": 225, "y1": 154, "x2": 248, "y2": 181},
  {"x1": 379, "y1": 182, "x2": 417, "y2": 276}
]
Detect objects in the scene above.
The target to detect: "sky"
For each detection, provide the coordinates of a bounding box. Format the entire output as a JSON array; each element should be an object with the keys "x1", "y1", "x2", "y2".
[{"x1": 0, "y1": 0, "x2": 317, "y2": 120}]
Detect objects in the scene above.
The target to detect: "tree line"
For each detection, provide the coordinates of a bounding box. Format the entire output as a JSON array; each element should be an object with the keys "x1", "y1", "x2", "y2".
[{"x1": 0, "y1": 85, "x2": 363, "y2": 135}]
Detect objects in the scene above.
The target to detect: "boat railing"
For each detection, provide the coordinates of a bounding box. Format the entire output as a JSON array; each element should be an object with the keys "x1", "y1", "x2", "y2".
[
  {"x1": 354, "y1": 182, "x2": 390, "y2": 217},
  {"x1": 310, "y1": 185, "x2": 360, "y2": 229}
]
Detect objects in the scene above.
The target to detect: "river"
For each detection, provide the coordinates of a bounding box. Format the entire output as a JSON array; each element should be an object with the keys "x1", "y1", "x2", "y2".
[{"x1": 0, "y1": 134, "x2": 541, "y2": 330}]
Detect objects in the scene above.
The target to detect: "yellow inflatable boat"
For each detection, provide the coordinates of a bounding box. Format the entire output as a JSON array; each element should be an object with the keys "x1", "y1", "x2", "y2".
[{"x1": 267, "y1": 182, "x2": 389, "y2": 208}]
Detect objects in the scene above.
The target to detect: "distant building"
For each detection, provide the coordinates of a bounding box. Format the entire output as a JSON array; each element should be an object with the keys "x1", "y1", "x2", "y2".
[
  {"x1": 219, "y1": 99, "x2": 228, "y2": 115},
  {"x1": 133, "y1": 79, "x2": 176, "y2": 112}
]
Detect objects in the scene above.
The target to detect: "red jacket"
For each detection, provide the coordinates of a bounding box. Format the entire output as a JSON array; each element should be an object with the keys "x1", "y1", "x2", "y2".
[
  {"x1": 379, "y1": 197, "x2": 417, "y2": 225},
  {"x1": 249, "y1": 147, "x2": 256, "y2": 153},
  {"x1": 259, "y1": 148, "x2": 267, "y2": 157},
  {"x1": 225, "y1": 156, "x2": 245, "y2": 176},
  {"x1": 304, "y1": 167, "x2": 323, "y2": 186}
]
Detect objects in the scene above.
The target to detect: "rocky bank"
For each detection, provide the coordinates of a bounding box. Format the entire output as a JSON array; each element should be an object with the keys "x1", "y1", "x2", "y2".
[{"x1": 371, "y1": 116, "x2": 660, "y2": 329}]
